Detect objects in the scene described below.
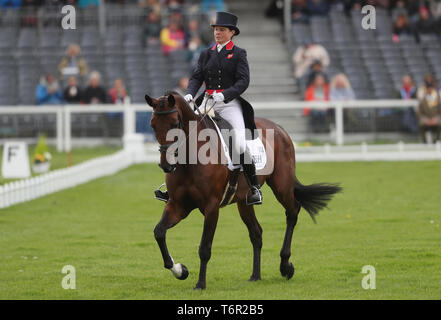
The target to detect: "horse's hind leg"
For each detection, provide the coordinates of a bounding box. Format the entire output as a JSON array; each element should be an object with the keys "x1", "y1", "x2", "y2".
[
  {"x1": 237, "y1": 200, "x2": 263, "y2": 281},
  {"x1": 267, "y1": 175, "x2": 300, "y2": 280},
  {"x1": 279, "y1": 200, "x2": 300, "y2": 279}
]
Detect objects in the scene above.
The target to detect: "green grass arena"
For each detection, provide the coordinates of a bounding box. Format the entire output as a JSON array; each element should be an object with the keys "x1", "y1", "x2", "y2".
[{"x1": 1, "y1": 160, "x2": 440, "y2": 299}]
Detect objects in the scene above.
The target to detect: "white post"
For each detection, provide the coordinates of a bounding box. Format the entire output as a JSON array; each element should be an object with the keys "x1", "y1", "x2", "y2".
[
  {"x1": 64, "y1": 107, "x2": 72, "y2": 152},
  {"x1": 10, "y1": 181, "x2": 17, "y2": 206},
  {"x1": 361, "y1": 142, "x2": 368, "y2": 155},
  {"x1": 0, "y1": 185, "x2": 4, "y2": 209},
  {"x1": 56, "y1": 107, "x2": 64, "y2": 152},
  {"x1": 124, "y1": 102, "x2": 135, "y2": 136},
  {"x1": 335, "y1": 103, "x2": 344, "y2": 146},
  {"x1": 4, "y1": 184, "x2": 10, "y2": 207}
]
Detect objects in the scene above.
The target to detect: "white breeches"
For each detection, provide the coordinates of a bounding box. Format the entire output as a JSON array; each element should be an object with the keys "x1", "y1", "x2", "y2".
[{"x1": 199, "y1": 96, "x2": 247, "y2": 157}]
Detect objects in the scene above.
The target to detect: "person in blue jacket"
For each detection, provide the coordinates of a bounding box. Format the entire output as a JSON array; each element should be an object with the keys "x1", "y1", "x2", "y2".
[
  {"x1": 35, "y1": 73, "x2": 64, "y2": 105},
  {"x1": 156, "y1": 12, "x2": 262, "y2": 206}
]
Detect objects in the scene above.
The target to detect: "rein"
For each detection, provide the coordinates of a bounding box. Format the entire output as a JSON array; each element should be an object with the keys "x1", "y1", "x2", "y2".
[{"x1": 154, "y1": 95, "x2": 217, "y2": 158}]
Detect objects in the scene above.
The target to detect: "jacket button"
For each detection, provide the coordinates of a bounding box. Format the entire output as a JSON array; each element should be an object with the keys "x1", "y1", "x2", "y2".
[
  {"x1": 218, "y1": 85, "x2": 221, "y2": 88},
  {"x1": 218, "y1": 70, "x2": 221, "y2": 73}
]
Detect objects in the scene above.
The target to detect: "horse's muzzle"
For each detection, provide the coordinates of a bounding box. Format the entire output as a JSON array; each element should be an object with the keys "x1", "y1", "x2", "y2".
[{"x1": 159, "y1": 163, "x2": 177, "y2": 173}]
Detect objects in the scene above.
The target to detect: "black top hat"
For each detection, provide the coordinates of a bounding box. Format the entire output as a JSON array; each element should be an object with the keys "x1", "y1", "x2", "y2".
[{"x1": 211, "y1": 12, "x2": 240, "y2": 36}]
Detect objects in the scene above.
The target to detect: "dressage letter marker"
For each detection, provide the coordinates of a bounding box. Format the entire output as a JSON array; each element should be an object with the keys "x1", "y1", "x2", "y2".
[{"x1": 1, "y1": 141, "x2": 31, "y2": 179}]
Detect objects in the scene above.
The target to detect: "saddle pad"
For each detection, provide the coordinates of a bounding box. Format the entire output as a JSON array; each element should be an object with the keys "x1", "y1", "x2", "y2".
[{"x1": 208, "y1": 116, "x2": 267, "y2": 172}]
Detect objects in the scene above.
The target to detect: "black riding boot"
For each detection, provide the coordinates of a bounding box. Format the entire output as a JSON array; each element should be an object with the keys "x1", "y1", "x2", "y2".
[
  {"x1": 154, "y1": 183, "x2": 169, "y2": 202},
  {"x1": 241, "y1": 152, "x2": 263, "y2": 205}
]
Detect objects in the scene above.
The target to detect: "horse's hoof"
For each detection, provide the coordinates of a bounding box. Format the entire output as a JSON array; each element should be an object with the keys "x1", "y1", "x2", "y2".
[
  {"x1": 280, "y1": 262, "x2": 295, "y2": 280},
  {"x1": 248, "y1": 275, "x2": 261, "y2": 281},
  {"x1": 177, "y1": 264, "x2": 189, "y2": 280},
  {"x1": 170, "y1": 263, "x2": 189, "y2": 280},
  {"x1": 194, "y1": 282, "x2": 206, "y2": 290}
]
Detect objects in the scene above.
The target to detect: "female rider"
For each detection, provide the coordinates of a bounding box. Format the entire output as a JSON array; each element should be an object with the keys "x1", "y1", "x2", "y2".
[{"x1": 156, "y1": 11, "x2": 262, "y2": 205}]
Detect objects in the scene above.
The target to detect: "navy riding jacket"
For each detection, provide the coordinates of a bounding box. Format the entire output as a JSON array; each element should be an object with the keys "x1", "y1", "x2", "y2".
[{"x1": 186, "y1": 41, "x2": 250, "y2": 103}]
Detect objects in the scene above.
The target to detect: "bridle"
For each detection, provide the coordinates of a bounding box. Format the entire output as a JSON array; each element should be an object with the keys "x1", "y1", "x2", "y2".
[
  {"x1": 153, "y1": 104, "x2": 182, "y2": 156},
  {"x1": 152, "y1": 95, "x2": 217, "y2": 172}
]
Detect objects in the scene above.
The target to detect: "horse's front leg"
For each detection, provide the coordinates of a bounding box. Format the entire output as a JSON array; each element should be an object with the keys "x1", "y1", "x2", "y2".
[
  {"x1": 154, "y1": 201, "x2": 189, "y2": 280},
  {"x1": 194, "y1": 206, "x2": 219, "y2": 290}
]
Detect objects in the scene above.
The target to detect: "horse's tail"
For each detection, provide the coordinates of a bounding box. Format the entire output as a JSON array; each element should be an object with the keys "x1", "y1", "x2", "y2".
[{"x1": 294, "y1": 177, "x2": 342, "y2": 223}]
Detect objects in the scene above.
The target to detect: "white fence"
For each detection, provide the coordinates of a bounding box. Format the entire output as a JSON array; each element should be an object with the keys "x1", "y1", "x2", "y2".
[
  {"x1": 0, "y1": 99, "x2": 420, "y2": 151},
  {"x1": 295, "y1": 141, "x2": 441, "y2": 162},
  {"x1": 0, "y1": 143, "x2": 159, "y2": 209}
]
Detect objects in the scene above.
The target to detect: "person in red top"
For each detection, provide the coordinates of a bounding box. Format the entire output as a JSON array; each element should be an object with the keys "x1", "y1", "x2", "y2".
[
  {"x1": 304, "y1": 74, "x2": 330, "y2": 133},
  {"x1": 108, "y1": 78, "x2": 128, "y2": 104}
]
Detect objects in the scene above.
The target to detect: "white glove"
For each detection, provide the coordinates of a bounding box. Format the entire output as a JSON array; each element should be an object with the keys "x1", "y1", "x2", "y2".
[
  {"x1": 212, "y1": 92, "x2": 224, "y2": 102},
  {"x1": 184, "y1": 94, "x2": 193, "y2": 102}
]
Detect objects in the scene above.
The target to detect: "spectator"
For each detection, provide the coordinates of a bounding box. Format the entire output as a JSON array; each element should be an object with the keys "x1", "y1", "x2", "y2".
[
  {"x1": 186, "y1": 19, "x2": 205, "y2": 46},
  {"x1": 265, "y1": 0, "x2": 284, "y2": 20},
  {"x1": 35, "y1": 73, "x2": 64, "y2": 105},
  {"x1": 305, "y1": 60, "x2": 329, "y2": 88},
  {"x1": 160, "y1": 20, "x2": 185, "y2": 55},
  {"x1": 293, "y1": 41, "x2": 330, "y2": 82},
  {"x1": 306, "y1": 0, "x2": 329, "y2": 16},
  {"x1": 139, "y1": 0, "x2": 162, "y2": 15},
  {"x1": 430, "y1": 0, "x2": 441, "y2": 19},
  {"x1": 391, "y1": 0, "x2": 409, "y2": 21},
  {"x1": 330, "y1": 72, "x2": 358, "y2": 128},
  {"x1": 305, "y1": 73, "x2": 330, "y2": 101},
  {"x1": 78, "y1": 0, "x2": 99, "y2": 8},
  {"x1": 0, "y1": 0, "x2": 22, "y2": 8},
  {"x1": 108, "y1": 78, "x2": 128, "y2": 104},
  {"x1": 107, "y1": 78, "x2": 127, "y2": 131},
  {"x1": 413, "y1": 6, "x2": 437, "y2": 42},
  {"x1": 83, "y1": 71, "x2": 107, "y2": 104},
  {"x1": 396, "y1": 75, "x2": 418, "y2": 133},
  {"x1": 416, "y1": 76, "x2": 441, "y2": 143},
  {"x1": 397, "y1": 74, "x2": 417, "y2": 100},
  {"x1": 330, "y1": 73, "x2": 355, "y2": 101},
  {"x1": 201, "y1": 0, "x2": 226, "y2": 14},
  {"x1": 20, "y1": 0, "x2": 43, "y2": 27},
  {"x1": 304, "y1": 74, "x2": 330, "y2": 132},
  {"x1": 186, "y1": 36, "x2": 204, "y2": 67},
  {"x1": 63, "y1": 76, "x2": 83, "y2": 104},
  {"x1": 174, "y1": 76, "x2": 189, "y2": 97},
  {"x1": 417, "y1": 74, "x2": 437, "y2": 100},
  {"x1": 141, "y1": 10, "x2": 161, "y2": 47},
  {"x1": 292, "y1": 0, "x2": 310, "y2": 24},
  {"x1": 58, "y1": 44, "x2": 89, "y2": 83},
  {"x1": 392, "y1": 13, "x2": 412, "y2": 42}
]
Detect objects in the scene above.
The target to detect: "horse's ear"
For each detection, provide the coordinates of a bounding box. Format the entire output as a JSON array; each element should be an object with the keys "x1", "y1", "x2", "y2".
[
  {"x1": 145, "y1": 94, "x2": 154, "y2": 107},
  {"x1": 167, "y1": 94, "x2": 175, "y2": 107}
]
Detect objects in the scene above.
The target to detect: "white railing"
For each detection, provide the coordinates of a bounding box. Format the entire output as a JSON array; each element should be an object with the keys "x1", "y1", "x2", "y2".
[
  {"x1": 0, "y1": 99, "x2": 419, "y2": 151},
  {"x1": 294, "y1": 141, "x2": 441, "y2": 162},
  {"x1": 251, "y1": 99, "x2": 419, "y2": 145},
  {"x1": 0, "y1": 144, "x2": 159, "y2": 209}
]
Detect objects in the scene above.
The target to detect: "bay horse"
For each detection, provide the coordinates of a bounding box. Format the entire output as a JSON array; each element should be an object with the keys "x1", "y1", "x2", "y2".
[{"x1": 145, "y1": 91, "x2": 341, "y2": 290}]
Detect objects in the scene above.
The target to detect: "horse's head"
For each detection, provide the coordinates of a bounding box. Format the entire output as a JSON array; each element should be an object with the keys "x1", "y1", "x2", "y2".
[{"x1": 145, "y1": 93, "x2": 182, "y2": 173}]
